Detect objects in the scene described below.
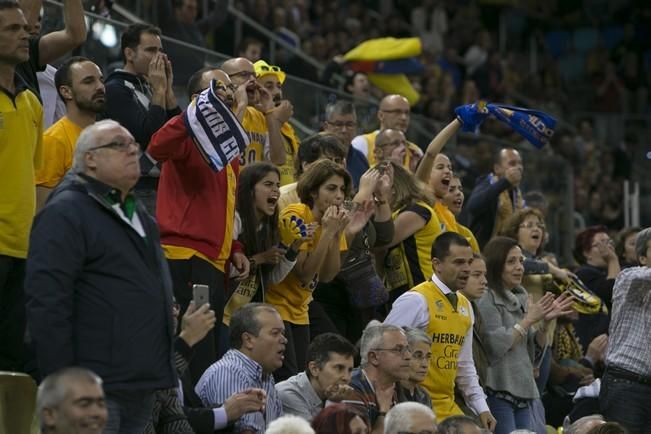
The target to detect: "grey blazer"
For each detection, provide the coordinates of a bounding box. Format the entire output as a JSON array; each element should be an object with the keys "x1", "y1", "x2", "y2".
[{"x1": 476, "y1": 286, "x2": 540, "y2": 400}]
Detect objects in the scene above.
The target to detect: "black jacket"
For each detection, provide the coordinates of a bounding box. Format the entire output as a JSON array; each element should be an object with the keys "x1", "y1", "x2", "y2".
[
  {"x1": 25, "y1": 173, "x2": 177, "y2": 391},
  {"x1": 103, "y1": 69, "x2": 181, "y2": 157},
  {"x1": 461, "y1": 174, "x2": 517, "y2": 249}
]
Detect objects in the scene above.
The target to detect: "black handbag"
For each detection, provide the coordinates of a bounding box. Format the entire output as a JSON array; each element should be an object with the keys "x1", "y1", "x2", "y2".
[{"x1": 338, "y1": 229, "x2": 389, "y2": 309}]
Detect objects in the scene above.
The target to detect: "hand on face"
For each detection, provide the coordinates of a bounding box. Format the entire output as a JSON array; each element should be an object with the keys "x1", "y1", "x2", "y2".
[{"x1": 147, "y1": 53, "x2": 168, "y2": 92}]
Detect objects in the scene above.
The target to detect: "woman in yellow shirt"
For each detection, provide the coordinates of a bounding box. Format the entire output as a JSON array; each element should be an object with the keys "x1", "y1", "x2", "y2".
[
  {"x1": 383, "y1": 163, "x2": 442, "y2": 300},
  {"x1": 266, "y1": 159, "x2": 370, "y2": 380}
]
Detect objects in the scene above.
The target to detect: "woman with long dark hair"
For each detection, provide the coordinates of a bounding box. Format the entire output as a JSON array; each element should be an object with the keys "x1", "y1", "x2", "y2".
[
  {"x1": 476, "y1": 236, "x2": 573, "y2": 434},
  {"x1": 312, "y1": 404, "x2": 369, "y2": 434}
]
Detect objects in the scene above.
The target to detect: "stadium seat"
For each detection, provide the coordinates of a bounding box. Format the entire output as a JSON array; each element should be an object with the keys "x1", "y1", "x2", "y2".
[{"x1": 0, "y1": 372, "x2": 37, "y2": 434}]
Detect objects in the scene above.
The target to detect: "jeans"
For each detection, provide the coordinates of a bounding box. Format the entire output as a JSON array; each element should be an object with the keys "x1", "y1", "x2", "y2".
[
  {"x1": 104, "y1": 389, "x2": 155, "y2": 434},
  {"x1": 600, "y1": 371, "x2": 651, "y2": 434},
  {"x1": 487, "y1": 395, "x2": 532, "y2": 434}
]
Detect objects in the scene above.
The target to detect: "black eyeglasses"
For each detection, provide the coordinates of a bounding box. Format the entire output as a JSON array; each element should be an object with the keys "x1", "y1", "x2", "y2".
[
  {"x1": 228, "y1": 70, "x2": 256, "y2": 80},
  {"x1": 380, "y1": 108, "x2": 410, "y2": 115},
  {"x1": 90, "y1": 140, "x2": 139, "y2": 152},
  {"x1": 326, "y1": 120, "x2": 357, "y2": 129},
  {"x1": 372, "y1": 345, "x2": 411, "y2": 356}
]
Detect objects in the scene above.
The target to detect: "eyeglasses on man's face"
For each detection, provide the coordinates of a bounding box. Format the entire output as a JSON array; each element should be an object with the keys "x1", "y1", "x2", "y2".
[
  {"x1": 228, "y1": 70, "x2": 256, "y2": 80},
  {"x1": 326, "y1": 120, "x2": 357, "y2": 129},
  {"x1": 372, "y1": 345, "x2": 411, "y2": 356},
  {"x1": 90, "y1": 140, "x2": 140, "y2": 153}
]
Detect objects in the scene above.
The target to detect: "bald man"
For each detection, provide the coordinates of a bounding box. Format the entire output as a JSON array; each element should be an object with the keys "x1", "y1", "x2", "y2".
[
  {"x1": 352, "y1": 94, "x2": 423, "y2": 171},
  {"x1": 148, "y1": 67, "x2": 250, "y2": 381},
  {"x1": 221, "y1": 57, "x2": 286, "y2": 166},
  {"x1": 373, "y1": 128, "x2": 407, "y2": 166}
]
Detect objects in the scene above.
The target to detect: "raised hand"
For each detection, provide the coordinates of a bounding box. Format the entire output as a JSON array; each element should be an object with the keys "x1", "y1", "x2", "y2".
[
  {"x1": 271, "y1": 100, "x2": 293, "y2": 124},
  {"x1": 345, "y1": 200, "x2": 375, "y2": 236},
  {"x1": 526, "y1": 292, "x2": 554, "y2": 324},
  {"x1": 179, "y1": 301, "x2": 216, "y2": 347},
  {"x1": 147, "y1": 53, "x2": 168, "y2": 93},
  {"x1": 254, "y1": 246, "x2": 287, "y2": 265},
  {"x1": 544, "y1": 291, "x2": 575, "y2": 321}
]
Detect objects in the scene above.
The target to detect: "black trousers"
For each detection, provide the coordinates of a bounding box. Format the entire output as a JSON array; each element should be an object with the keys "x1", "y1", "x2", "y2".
[
  {"x1": 0, "y1": 255, "x2": 26, "y2": 372},
  {"x1": 168, "y1": 256, "x2": 225, "y2": 386}
]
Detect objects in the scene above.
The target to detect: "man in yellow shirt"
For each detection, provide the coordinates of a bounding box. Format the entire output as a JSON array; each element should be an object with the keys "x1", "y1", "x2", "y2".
[
  {"x1": 385, "y1": 233, "x2": 496, "y2": 431},
  {"x1": 254, "y1": 60, "x2": 299, "y2": 186},
  {"x1": 35, "y1": 56, "x2": 105, "y2": 209},
  {"x1": 221, "y1": 57, "x2": 286, "y2": 167},
  {"x1": 0, "y1": 2, "x2": 43, "y2": 372},
  {"x1": 352, "y1": 94, "x2": 423, "y2": 172}
]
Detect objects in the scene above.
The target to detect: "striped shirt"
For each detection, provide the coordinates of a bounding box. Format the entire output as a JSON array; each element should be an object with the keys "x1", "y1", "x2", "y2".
[
  {"x1": 195, "y1": 349, "x2": 282, "y2": 433},
  {"x1": 605, "y1": 266, "x2": 651, "y2": 376}
]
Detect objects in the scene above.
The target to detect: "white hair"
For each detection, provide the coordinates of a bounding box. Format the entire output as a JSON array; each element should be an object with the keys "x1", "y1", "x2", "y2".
[
  {"x1": 384, "y1": 402, "x2": 436, "y2": 434},
  {"x1": 71, "y1": 119, "x2": 123, "y2": 172},
  {"x1": 265, "y1": 415, "x2": 315, "y2": 434},
  {"x1": 360, "y1": 321, "x2": 404, "y2": 367},
  {"x1": 565, "y1": 415, "x2": 606, "y2": 434},
  {"x1": 37, "y1": 367, "x2": 103, "y2": 429}
]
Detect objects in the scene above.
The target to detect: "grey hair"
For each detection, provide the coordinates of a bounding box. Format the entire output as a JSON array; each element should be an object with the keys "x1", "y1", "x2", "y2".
[
  {"x1": 404, "y1": 327, "x2": 432, "y2": 347},
  {"x1": 71, "y1": 119, "x2": 123, "y2": 172},
  {"x1": 325, "y1": 100, "x2": 356, "y2": 121},
  {"x1": 436, "y1": 415, "x2": 480, "y2": 434},
  {"x1": 384, "y1": 402, "x2": 436, "y2": 434},
  {"x1": 565, "y1": 415, "x2": 606, "y2": 434},
  {"x1": 37, "y1": 367, "x2": 103, "y2": 424},
  {"x1": 265, "y1": 415, "x2": 315, "y2": 434},
  {"x1": 360, "y1": 321, "x2": 404, "y2": 367},
  {"x1": 229, "y1": 303, "x2": 279, "y2": 350},
  {"x1": 635, "y1": 227, "x2": 651, "y2": 260}
]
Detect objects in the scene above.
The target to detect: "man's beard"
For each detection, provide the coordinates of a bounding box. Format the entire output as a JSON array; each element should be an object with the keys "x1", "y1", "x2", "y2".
[{"x1": 76, "y1": 96, "x2": 105, "y2": 114}]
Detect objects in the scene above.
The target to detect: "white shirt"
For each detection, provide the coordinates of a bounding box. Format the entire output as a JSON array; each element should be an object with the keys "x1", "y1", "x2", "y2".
[
  {"x1": 351, "y1": 130, "x2": 377, "y2": 160},
  {"x1": 384, "y1": 274, "x2": 490, "y2": 415}
]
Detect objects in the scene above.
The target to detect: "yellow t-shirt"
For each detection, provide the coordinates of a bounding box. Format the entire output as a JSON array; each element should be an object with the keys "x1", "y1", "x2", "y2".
[
  {"x1": 0, "y1": 88, "x2": 43, "y2": 258},
  {"x1": 240, "y1": 107, "x2": 269, "y2": 166},
  {"x1": 162, "y1": 164, "x2": 237, "y2": 273},
  {"x1": 362, "y1": 130, "x2": 421, "y2": 170},
  {"x1": 434, "y1": 202, "x2": 480, "y2": 253},
  {"x1": 279, "y1": 122, "x2": 300, "y2": 186},
  {"x1": 35, "y1": 116, "x2": 82, "y2": 188},
  {"x1": 412, "y1": 281, "x2": 472, "y2": 421},
  {"x1": 398, "y1": 201, "x2": 443, "y2": 286},
  {"x1": 265, "y1": 203, "x2": 347, "y2": 324}
]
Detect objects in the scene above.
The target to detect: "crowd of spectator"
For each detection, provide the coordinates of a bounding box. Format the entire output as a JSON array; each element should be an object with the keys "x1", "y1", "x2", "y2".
[{"x1": 1, "y1": 1, "x2": 651, "y2": 434}]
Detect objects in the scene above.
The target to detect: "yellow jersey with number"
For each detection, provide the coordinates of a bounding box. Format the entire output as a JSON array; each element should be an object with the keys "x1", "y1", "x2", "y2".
[
  {"x1": 240, "y1": 107, "x2": 269, "y2": 166},
  {"x1": 265, "y1": 203, "x2": 347, "y2": 324},
  {"x1": 412, "y1": 280, "x2": 472, "y2": 421},
  {"x1": 278, "y1": 122, "x2": 300, "y2": 186}
]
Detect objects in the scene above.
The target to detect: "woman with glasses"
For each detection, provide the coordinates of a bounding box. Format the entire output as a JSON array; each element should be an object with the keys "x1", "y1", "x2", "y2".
[
  {"x1": 571, "y1": 226, "x2": 620, "y2": 350},
  {"x1": 398, "y1": 328, "x2": 433, "y2": 408},
  {"x1": 476, "y1": 236, "x2": 573, "y2": 434},
  {"x1": 500, "y1": 208, "x2": 574, "y2": 433}
]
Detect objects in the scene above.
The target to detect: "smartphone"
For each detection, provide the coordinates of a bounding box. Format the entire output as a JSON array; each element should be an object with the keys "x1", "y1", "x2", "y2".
[{"x1": 192, "y1": 284, "x2": 210, "y2": 307}]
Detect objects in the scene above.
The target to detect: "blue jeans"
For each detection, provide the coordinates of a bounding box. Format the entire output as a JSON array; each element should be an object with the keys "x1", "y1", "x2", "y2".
[
  {"x1": 104, "y1": 390, "x2": 155, "y2": 434},
  {"x1": 487, "y1": 395, "x2": 532, "y2": 434},
  {"x1": 600, "y1": 371, "x2": 651, "y2": 434}
]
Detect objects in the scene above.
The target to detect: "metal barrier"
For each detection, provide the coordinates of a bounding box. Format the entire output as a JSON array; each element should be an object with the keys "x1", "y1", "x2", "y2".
[{"x1": 41, "y1": 0, "x2": 579, "y2": 264}]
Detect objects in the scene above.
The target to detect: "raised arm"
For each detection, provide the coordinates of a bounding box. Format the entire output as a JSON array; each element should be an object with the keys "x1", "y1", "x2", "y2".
[
  {"x1": 414, "y1": 118, "x2": 461, "y2": 183},
  {"x1": 38, "y1": 0, "x2": 87, "y2": 66}
]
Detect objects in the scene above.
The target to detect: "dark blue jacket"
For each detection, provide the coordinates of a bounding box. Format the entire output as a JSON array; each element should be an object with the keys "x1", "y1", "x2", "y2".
[
  {"x1": 461, "y1": 174, "x2": 517, "y2": 249},
  {"x1": 25, "y1": 173, "x2": 177, "y2": 391}
]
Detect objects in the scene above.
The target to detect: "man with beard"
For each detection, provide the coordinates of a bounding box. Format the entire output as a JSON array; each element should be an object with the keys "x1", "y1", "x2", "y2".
[
  {"x1": 36, "y1": 57, "x2": 105, "y2": 209},
  {"x1": 222, "y1": 57, "x2": 286, "y2": 167},
  {"x1": 148, "y1": 67, "x2": 250, "y2": 382},
  {"x1": 352, "y1": 94, "x2": 423, "y2": 172},
  {"x1": 385, "y1": 232, "x2": 496, "y2": 431},
  {"x1": 254, "y1": 60, "x2": 299, "y2": 186}
]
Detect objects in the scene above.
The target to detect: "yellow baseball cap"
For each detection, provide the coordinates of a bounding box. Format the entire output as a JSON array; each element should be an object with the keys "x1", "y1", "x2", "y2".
[{"x1": 253, "y1": 60, "x2": 286, "y2": 84}]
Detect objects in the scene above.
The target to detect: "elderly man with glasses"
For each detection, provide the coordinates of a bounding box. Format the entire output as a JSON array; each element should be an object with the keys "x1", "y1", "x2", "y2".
[
  {"x1": 343, "y1": 323, "x2": 413, "y2": 434},
  {"x1": 25, "y1": 120, "x2": 177, "y2": 434}
]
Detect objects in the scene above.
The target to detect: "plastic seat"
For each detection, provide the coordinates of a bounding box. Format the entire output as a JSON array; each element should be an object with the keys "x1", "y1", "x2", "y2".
[
  {"x1": 0, "y1": 372, "x2": 37, "y2": 434},
  {"x1": 544, "y1": 31, "x2": 571, "y2": 58},
  {"x1": 573, "y1": 28, "x2": 599, "y2": 53}
]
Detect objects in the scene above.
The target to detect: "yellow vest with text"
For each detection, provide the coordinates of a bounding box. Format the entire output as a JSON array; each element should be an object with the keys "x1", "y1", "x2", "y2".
[
  {"x1": 412, "y1": 280, "x2": 472, "y2": 421},
  {"x1": 362, "y1": 130, "x2": 420, "y2": 170}
]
